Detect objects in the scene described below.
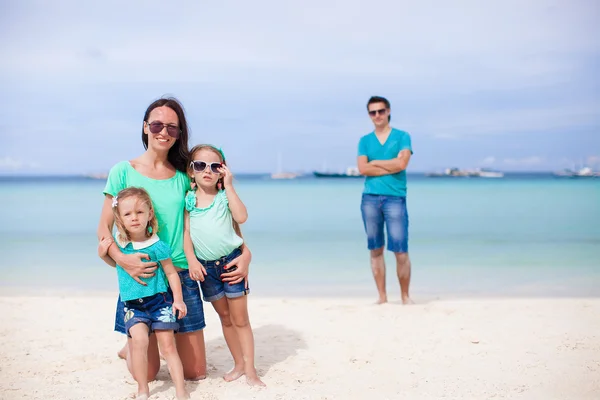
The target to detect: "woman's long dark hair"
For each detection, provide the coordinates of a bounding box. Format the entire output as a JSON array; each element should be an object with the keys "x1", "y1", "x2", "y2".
[{"x1": 142, "y1": 97, "x2": 190, "y2": 173}]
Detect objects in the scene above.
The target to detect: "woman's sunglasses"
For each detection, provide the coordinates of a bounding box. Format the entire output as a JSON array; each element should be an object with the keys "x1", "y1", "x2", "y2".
[
  {"x1": 146, "y1": 121, "x2": 181, "y2": 139},
  {"x1": 190, "y1": 160, "x2": 222, "y2": 174}
]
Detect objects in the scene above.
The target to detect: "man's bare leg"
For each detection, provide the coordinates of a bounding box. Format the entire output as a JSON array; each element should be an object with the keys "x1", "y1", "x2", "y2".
[
  {"x1": 370, "y1": 247, "x2": 387, "y2": 304},
  {"x1": 394, "y1": 252, "x2": 412, "y2": 304}
]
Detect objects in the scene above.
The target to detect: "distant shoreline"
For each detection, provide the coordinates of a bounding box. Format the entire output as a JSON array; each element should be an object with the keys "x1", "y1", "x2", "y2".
[{"x1": 0, "y1": 171, "x2": 585, "y2": 180}]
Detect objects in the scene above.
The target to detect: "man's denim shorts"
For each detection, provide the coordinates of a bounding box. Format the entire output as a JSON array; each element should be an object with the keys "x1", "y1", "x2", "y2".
[
  {"x1": 114, "y1": 269, "x2": 206, "y2": 335},
  {"x1": 122, "y1": 292, "x2": 179, "y2": 337},
  {"x1": 360, "y1": 194, "x2": 409, "y2": 253},
  {"x1": 198, "y1": 247, "x2": 250, "y2": 302}
]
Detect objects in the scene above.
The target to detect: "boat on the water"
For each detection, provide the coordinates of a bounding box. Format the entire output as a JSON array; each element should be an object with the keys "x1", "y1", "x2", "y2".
[
  {"x1": 271, "y1": 152, "x2": 299, "y2": 179},
  {"x1": 553, "y1": 167, "x2": 599, "y2": 178},
  {"x1": 271, "y1": 172, "x2": 300, "y2": 179},
  {"x1": 425, "y1": 168, "x2": 504, "y2": 178},
  {"x1": 313, "y1": 166, "x2": 362, "y2": 178}
]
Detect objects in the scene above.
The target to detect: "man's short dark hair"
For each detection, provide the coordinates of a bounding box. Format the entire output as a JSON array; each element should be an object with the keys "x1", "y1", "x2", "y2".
[{"x1": 367, "y1": 96, "x2": 391, "y2": 122}]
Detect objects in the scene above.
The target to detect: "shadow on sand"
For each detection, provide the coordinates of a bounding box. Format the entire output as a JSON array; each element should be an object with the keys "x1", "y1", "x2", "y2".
[{"x1": 150, "y1": 323, "x2": 306, "y2": 396}]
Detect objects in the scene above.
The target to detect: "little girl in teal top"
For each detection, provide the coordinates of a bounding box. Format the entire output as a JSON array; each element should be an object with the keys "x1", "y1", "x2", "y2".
[
  {"x1": 183, "y1": 144, "x2": 266, "y2": 387},
  {"x1": 98, "y1": 187, "x2": 190, "y2": 400}
]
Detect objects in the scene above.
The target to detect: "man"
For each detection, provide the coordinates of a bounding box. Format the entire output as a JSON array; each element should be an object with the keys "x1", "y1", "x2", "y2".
[{"x1": 357, "y1": 96, "x2": 413, "y2": 304}]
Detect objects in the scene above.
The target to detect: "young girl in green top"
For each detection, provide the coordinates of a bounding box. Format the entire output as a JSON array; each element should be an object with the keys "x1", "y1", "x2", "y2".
[{"x1": 184, "y1": 145, "x2": 266, "y2": 387}]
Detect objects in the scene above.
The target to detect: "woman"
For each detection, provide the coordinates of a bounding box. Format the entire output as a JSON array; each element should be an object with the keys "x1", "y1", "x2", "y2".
[{"x1": 97, "y1": 97, "x2": 251, "y2": 380}]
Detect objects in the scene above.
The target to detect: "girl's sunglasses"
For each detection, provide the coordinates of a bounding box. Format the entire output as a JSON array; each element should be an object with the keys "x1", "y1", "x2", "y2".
[
  {"x1": 190, "y1": 160, "x2": 222, "y2": 174},
  {"x1": 146, "y1": 121, "x2": 181, "y2": 139}
]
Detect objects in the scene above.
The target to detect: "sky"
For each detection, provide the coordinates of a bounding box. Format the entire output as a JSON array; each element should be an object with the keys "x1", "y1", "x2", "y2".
[{"x1": 1, "y1": 0, "x2": 599, "y2": 175}]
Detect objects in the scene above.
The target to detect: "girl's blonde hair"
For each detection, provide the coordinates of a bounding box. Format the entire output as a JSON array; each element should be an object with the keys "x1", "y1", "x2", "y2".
[
  {"x1": 112, "y1": 187, "x2": 158, "y2": 241},
  {"x1": 188, "y1": 144, "x2": 226, "y2": 191}
]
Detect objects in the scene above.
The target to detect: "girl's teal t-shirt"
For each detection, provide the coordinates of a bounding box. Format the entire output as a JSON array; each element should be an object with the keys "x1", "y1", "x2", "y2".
[
  {"x1": 103, "y1": 161, "x2": 191, "y2": 269},
  {"x1": 185, "y1": 190, "x2": 244, "y2": 261}
]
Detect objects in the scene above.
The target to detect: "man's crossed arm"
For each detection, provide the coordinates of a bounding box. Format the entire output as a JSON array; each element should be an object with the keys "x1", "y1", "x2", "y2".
[{"x1": 357, "y1": 149, "x2": 412, "y2": 176}]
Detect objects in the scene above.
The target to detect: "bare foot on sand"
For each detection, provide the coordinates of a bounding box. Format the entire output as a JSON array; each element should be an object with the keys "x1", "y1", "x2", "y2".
[
  {"x1": 175, "y1": 390, "x2": 190, "y2": 400},
  {"x1": 376, "y1": 296, "x2": 388, "y2": 304},
  {"x1": 246, "y1": 373, "x2": 266, "y2": 387},
  {"x1": 402, "y1": 295, "x2": 414, "y2": 305},
  {"x1": 129, "y1": 393, "x2": 148, "y2": 400},
  {"x1": 223, "y1": 366, "x2": 245, "y2": 382},
  {"x1": 117, "y1": 344, "x2": 128, "y2": 360}
]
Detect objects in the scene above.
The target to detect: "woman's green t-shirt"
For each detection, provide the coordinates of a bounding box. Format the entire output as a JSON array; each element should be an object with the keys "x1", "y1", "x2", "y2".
[{"x1": 103, "y1": 161, "x2": 191, "y2": 269}]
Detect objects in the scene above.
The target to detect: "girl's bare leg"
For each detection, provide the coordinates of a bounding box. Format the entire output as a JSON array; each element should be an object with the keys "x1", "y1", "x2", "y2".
[
  {"x1": 125, "y1": 334, "x2": 161, "y2": 381},
  {"x1": 228, "y1": 296, "x2": 266, "y2": 387},
  {"x1": 128, "y1": 324, "x2": 151, "y2": 398},
  {"x1": 155, "y1": 330, "x2": 189, "y2": 399},
  {"x1": 211, "y1": 297, "x2": 245, "y2": 381},
  {"x1": 175, "y1": 330, "x2": 207, "y2": 380}
]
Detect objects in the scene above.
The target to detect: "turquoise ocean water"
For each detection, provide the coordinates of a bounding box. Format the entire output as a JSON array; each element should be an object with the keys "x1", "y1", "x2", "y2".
[{"x1": 1, "y1": 174, "x2": 599, "y2": 299}]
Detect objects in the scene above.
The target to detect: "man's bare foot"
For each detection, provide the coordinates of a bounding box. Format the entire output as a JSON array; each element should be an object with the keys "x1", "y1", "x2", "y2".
[
  {"x1": 117, "y1": 344, "x2": 128, "y2": 360},
  {"x1": 402, "y1": 295, "x2": 414, "y2": 305},
  {"x1": 223, "y1": 366, "x2": 245, "y2": 382},
  {"x1": 246, "y1": 374, "x2": 266, "y2": 387},
  {"x1": 376, "y1": 296, "x2": 388, "y2": 304}
]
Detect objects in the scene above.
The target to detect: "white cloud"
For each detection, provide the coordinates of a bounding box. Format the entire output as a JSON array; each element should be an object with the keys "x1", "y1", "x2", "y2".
[
  {"x1": 417, "y1": 103, "x2": 600, "y2": 138},
  {"x1": 0, "y1": 156, "x2": 39, "y2": 171},
  {"x1": 482, "y1": 156, "x2": 496, "y2": 165},
  {"x1": 502, "y1": 156, "x2": 544, "y2": 166},
  {"x1": 1, "y1": 0, "x2": 598, "y2": 90},
  {"x1": 587, "y1": 155, "x2": 600, "y2": 166}
]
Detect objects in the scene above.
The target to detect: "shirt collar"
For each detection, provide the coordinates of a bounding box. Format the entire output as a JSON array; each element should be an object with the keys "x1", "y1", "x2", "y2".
[{"x1": 115, "y1": 232, "x2": 160, "y2": 250}]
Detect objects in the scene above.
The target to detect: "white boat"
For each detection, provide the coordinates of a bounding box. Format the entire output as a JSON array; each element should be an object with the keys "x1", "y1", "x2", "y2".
[
  {"x1": 426, "y1": 167, "x2": 503, "y2": 178},
  {"x1": 271, "y1": 172, "x2": 299, "y2": 179},
  {"x1": 313, "y1": 166, "x2": 362, "y2": 178},
  {"x1": 553, "y1": 167, "x2": 599, "y2": 178},
  {"x1": 271, "y1": 152, "x2": 299, "y2": 179},
  {"x1": 476, "y1": 168, "x2": 504, "y2": 178}
]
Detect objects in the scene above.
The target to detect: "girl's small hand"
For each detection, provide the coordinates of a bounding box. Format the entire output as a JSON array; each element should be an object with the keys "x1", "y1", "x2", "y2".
[
  {"x1": 97, "y1": 238, "x2": 113, "y2": 258},
  {"x1": 219, "y1": 164, "x2": 234, "y2": 188},
  {"x1": 189, "y1": 260, "x2": 207, "y2": 282},
  {"x1": 173, "y1": 301, "x2": 187, "y2": 319}
]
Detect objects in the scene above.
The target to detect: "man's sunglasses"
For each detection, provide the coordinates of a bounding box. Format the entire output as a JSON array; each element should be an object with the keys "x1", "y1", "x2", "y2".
[
  {"x1": 190, "y1": 160, "x2": 222, "y2": 174},
  {"x1": 146, "y1": 121, "x2": 181, "y2": 139},
  {"x1": 368, "y1": 108, "x2": 387, "y2": 117}
]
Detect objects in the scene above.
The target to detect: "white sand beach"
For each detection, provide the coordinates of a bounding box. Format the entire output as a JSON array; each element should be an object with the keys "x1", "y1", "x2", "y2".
[{"x1": 1, "y1": 295, "x2": 599, "y2": 400}]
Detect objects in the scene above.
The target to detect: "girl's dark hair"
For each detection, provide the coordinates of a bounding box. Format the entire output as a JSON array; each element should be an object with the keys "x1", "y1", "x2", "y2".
[{"x1": 142, "y1": 97, "x2": 190, "y2": 173}]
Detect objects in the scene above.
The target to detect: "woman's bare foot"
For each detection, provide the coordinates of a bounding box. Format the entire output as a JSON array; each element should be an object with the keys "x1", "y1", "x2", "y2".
[
  {"x1": 246, "y1": 373, "x2": 266, "y2": 387},
  {"x1": 223, "y1": 365, "x2": 245, "y2": 382},
  {"x1": 117, "y1": 344, "x2": 128, "y2": 360}
]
